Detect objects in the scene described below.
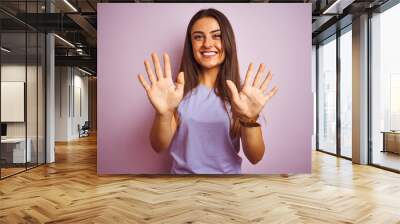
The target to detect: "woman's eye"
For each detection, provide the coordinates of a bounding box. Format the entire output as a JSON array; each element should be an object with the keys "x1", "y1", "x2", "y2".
[
  {"x1": 193, "y1": 35, "x2": 204, "y2": 40},
  {"x1": 213, "y1": 34, "x2": 221, "y2": 39}
]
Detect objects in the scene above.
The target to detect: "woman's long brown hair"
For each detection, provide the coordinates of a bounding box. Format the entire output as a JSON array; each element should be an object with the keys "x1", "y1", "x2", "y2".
[{"x1": 178, "y1": 8, "x2": 241, "y2": 138}]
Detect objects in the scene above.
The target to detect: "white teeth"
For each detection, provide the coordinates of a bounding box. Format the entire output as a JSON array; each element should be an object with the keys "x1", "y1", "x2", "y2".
[{"x1": 202, "y1": 52, "x2": 217, "y2": 56}]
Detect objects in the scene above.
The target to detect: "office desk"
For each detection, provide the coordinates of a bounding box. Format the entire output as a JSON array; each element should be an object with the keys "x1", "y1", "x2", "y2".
[
  {"x1": 381, "y1": 131, "x2": 400, "y2": 154},
  {"x1": 1, "y1": 138, "x2": 32, "y2": 163}
]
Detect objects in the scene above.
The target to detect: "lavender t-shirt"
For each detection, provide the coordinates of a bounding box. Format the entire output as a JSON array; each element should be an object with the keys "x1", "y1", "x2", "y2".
[{"x1": 169, "y1": 84, "x2": 242, "y2": 174}]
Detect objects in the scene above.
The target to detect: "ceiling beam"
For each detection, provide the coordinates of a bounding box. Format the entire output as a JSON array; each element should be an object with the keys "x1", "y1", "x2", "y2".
[{"x1": 55, "y1": 55, "x2": 96, "y2": 70}]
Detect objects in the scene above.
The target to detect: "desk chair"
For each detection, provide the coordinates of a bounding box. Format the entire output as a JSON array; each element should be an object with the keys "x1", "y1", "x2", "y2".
[{"x1": 78, "y1": 121, "x2": 90, "y2": 138}]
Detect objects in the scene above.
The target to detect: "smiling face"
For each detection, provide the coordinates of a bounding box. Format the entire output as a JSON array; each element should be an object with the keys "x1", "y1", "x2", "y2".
[{"x1": 191, "y1": 17, "x2": 225, "y2": 71}]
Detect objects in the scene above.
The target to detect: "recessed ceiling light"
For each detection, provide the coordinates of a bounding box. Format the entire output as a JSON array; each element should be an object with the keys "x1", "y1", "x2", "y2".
[
  {"x1": 63, "y1": 0, "x2": 78, "y2": 12},
  {"x1": 1, "y1": 47, "x2": 11, "y2": 53},
  {"x1": 322, "y1": 0, "x2": 355, "y2": 15},
  {"x1": 54, "y1": 34, "x2": 75, "y2": 48},
  {"x1": 78, "y1": 67, "x2": 93, "y2": 76}
]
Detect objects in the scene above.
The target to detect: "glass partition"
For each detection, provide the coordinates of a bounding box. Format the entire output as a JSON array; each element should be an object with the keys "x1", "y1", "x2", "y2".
[
  {"x1": 27, "y1": 31, "x2": 38, "y2": 169},
  {"x1": 38, "y1": 32, "x2": 45, "y2": 165},
  {"x1": 1, "y1": 31, "x2": 28, "y2": 177},
  {"x1": 0, "y1": 1, "x2": 46, "y2": 179}
]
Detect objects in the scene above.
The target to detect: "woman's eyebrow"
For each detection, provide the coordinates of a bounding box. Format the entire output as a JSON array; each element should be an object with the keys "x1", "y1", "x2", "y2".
[
  {"x1": 210, "y1": 29, "x2": 221, "y2": 33},
  {"x1": 192, "y1": 29, "x2": 221, "y2": 35},
  {"x1": 192, "y1": 31, "x2": 204, "y2": 35}
]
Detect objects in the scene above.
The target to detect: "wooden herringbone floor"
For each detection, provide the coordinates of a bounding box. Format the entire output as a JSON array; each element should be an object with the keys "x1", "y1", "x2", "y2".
[{"x1": 1, "y1": 134, "x2": 400, "y2": 224}]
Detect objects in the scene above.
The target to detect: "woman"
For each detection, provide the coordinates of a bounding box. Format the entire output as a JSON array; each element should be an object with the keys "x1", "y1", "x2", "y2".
[{"x1": 138, "y1": 8, "x2": 278, "y2": 174}]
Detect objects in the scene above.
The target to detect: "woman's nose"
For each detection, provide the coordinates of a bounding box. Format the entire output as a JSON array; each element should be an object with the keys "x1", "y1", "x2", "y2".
[{"x1": 203, "y1": 36, "x2": 212, "y2": 48}]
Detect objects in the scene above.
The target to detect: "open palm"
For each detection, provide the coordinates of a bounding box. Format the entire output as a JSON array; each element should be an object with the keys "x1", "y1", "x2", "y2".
[
  {"x1": 138, "y1": 53, "x2": 184, "y2": 115},
  {"x1": 226, "y1": 63, "x2": 278, "y2": 120}
]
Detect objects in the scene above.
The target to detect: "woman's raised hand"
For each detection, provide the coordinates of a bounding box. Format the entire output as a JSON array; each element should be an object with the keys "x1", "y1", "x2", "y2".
[
  {"x1": 226, "y1": 63, "x2": 278, "y2": 120},
  {"x1": 138, "y1": 53, "x2": 185, "y2": 115}
]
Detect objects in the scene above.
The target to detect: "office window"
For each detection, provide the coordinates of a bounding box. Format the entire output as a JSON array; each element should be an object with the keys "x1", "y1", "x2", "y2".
[
  {"x1": 312, "y1": 46, "x2": 317, "y2": 150},
  {"x1": 317, "y1": 36, "x2": 337, "y2": 154},
  {"x1": 371, "y1": 2, "x2": 400, "y2": 171},
  {"x1": 340, "y1": 28, "x2": 352, "y2": 158}
]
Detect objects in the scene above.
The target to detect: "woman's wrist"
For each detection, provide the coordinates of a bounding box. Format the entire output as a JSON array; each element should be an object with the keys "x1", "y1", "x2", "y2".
[
  {"x1": 239, "y1": 114, "x2": 260, "y2": 128},
  {"x1": 156, "y1": 110, "x2": 174, "y2": 121},
  {"x1": 239, "y1": 114, "x2": 259, "y2": 122}
]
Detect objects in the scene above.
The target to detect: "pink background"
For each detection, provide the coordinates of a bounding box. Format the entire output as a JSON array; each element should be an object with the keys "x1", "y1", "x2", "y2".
[{"x1": 98, "y1": 3, "x2": 312, "y2": 174}]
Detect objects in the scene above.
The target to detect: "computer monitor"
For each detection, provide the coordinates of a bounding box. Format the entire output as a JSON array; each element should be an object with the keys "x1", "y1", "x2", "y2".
[{"x1": 1, "y1": 123, "x2": 7, "y2": 137}]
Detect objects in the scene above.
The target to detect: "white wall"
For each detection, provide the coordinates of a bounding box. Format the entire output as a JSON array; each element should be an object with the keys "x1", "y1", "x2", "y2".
[
  {"x1": 55, "y1": 67, "x2": 89, "y2": 141},
  {"x1": 55, "y1": 66, "x2": 70, "y2": 141}
]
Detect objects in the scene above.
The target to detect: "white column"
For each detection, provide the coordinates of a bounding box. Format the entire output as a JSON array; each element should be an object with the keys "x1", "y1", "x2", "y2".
[
  {"x1": 46, "y1": 1, "x2": 55, "y2": 163},
  {"x1": 46, "y1": 33, "x2": 55, "y2": 163}
]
